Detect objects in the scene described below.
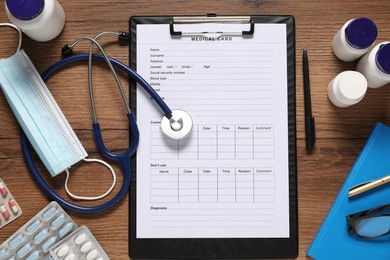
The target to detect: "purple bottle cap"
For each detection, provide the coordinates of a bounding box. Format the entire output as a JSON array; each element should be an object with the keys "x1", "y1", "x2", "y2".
[
  {"x1": 6, "y1": 0, "x2": 44, "y2": 20},
  {"x1": 345, "y1": 17, "x2": 377, "y2": 49},
  {"x1": 376, "y1": 43, "x2": 390, "y2": 74}
]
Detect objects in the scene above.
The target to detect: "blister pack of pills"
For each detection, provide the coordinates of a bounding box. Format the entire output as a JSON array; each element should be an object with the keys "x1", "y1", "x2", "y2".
[
  {"x1": 50, "y1": 225, "x2": 109, "y2": 260},
  {"x1": 0, "y1": 201, "x2": 77, "y2": 260},
  {"x1": 0, "y1": 178, "x2": 22, "y2": 229}
]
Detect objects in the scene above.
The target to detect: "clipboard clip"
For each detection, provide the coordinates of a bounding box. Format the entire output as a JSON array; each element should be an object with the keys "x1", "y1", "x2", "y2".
[{"x1": 170, "y1": 13, "x2": 254, "y2": 36}]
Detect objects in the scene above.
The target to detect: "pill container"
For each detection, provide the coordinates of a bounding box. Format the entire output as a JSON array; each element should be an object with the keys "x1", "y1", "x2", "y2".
[
  {"x1": 5, "y1": 0, "x2": 66, "y2": 42},
  {"x1": 0, "y1": 201, "x2": 77, "y2": 259},
  {"x1": 0, "y1": 178, "x2": 22, "y2": 229},
  {"x1": 328, "y1": 71, "x2": 368, "y2": 107},
  {"x1": 50, "y1": 226, "x2": 109, "y2": 260},
  {"x1": 357, "y1": 42, "x2": 390, "y2": 89},
  {"x1": 332, "y1": 17, "x2": 377, "y2": 62}
]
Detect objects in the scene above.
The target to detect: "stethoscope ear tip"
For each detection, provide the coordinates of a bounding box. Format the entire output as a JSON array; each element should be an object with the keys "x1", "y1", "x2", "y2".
[
  {"x1": 61, "y1": 44, "x2": 73, "y2": 57},
  {"x1": 118, "y1": 31, "x2": 130, "y2": 42},
  {"x1": 161, "y1": 109, "x2": 193, "y2": 140}
]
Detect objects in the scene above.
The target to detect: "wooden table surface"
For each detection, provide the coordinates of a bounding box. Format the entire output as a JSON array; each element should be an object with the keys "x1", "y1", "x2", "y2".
[{"x1": 1, "y1": 0, "x2": 390, "y2": 259}]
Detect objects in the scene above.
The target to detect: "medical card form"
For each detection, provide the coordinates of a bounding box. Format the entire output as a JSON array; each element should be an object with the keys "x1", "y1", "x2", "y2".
[{"x1": 135, "y1": 23, "x2": 289, "y2": 239}]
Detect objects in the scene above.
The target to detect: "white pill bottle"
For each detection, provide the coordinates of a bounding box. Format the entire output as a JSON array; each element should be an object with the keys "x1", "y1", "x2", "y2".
[
  {"x1": 357, "y1": 42, "x2": 390, "y2": 89},
  {"x1": 332, "y1": 17, "x2": 377, "y2": 62},
  {"x1": 328, "y1": 71, "x2": 368, "y2": 107},
  {"x1": 5, "y1": 0, "x2": 65, "y2": 42}
]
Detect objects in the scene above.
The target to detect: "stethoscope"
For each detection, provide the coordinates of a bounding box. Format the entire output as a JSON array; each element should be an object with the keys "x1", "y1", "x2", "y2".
[{"x1": 0, "y1": 24, "x2": 193, "y2": 213}]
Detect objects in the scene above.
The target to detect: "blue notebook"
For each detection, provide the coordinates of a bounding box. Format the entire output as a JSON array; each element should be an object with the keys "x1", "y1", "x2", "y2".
[{"x1": 307, "y1": 122, "x2": 390, "y2": 260}]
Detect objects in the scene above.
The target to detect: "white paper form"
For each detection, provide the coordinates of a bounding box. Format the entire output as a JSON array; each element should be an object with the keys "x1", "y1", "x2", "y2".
[{"x1": 136, "y1": 23, "x2": 289, "y2": 238}]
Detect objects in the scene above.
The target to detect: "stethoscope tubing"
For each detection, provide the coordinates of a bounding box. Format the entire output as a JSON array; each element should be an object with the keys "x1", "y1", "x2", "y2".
[
  {"x1": 21, "y1": 53, "x2": 161, "y2": 213},
  {"x1": 41, "y1": 54, "x2": 173, "y2": 118},
  {"x1": 92, "y1": 113, "x2": 139, "y2": 162},
  {"x1": 21, "y1": 131, "x2": 131, "y2": 214}
]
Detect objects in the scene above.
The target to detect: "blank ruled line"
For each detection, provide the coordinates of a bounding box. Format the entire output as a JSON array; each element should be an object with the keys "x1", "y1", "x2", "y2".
[
  {"x1": 147, "y1": 108, "x2": 274, "y2": 111},
  {"x1": 162, "y1": 90, "x2": 273, "y2": 92},
  {"x1": 150, "y1": 213, "x2": 274, "y2": 217},
  {"x1": 159, "y1": 49, "x2": 274, "y2": 52},
  {"x1": 164, "y1": 61, "x2": 273, "y2": 64},
  {"x1": 151, "y1": 219, "x2": 275, "y2": 223},
  {"x1": 149, "y1": 225, "x2": 276, "y2": 229},
  {"x1": 212, "y1": 66, "x2": 273, "y2": 69},
  {"x1": 186, "y1": 72, "x2": 273, "y2": 75},
  {"x1": 153, "y1": 207, "x2": 275, "y2": 211},
  {"x1": 164, "y1": 55, "x2": 273, "y2": 57},
  {"x1": 163, "y1": 84, "x2": 274, "y2": 86},
  {"x1": 164, "y1": 103, "x2": 273, "y2": 106},
  {"x1": 167, "y1": 97, "x2": 273, "y2": 100}
]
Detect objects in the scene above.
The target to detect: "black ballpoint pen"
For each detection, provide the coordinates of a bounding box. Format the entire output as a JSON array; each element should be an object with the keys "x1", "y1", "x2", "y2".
[{"x1": 303, "y1": 49, "x2": 315, "y2": 153}]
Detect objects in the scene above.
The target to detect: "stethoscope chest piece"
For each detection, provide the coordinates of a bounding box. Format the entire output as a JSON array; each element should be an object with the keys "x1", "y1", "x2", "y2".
[{"x1": 161, "y1": 109, "x2": 193, "y2": 140}]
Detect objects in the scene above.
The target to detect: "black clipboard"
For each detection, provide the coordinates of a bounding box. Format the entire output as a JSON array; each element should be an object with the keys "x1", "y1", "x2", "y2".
[{"x1": 129, "y1": 14, "x2": 297, "y2": 259}]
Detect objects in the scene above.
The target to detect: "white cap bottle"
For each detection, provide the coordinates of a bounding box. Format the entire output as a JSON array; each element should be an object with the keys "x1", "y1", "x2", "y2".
[
  {"x1": 357, "y1": 42, "x2": 390, "y2": 89},
  {"x1": 332, "y1": 17, "x2": 377, "y2": 62},
  {"x1": 5, "y1": 0, "x2": 65, "y2": 42},
  {"x1": 328, "y1": 71, "x2": 368, "y2": 107}
]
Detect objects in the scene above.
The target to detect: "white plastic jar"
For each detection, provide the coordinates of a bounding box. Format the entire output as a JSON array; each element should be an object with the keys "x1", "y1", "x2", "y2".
[
  {"x1": 332, "y1": 17, "x2": 377, "y2": 62},
  {"x1": 328, "y1": 71, "x2": 368, "y2": 107},
  {"x1": 5, "y1": 0, "x2": 65, "y2": 42},
  {"x1": 357, "y1": 42, "x2": 390, "y2": 89}
]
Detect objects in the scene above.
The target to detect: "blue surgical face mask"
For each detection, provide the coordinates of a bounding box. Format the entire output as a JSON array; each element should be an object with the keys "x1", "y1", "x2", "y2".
[{"x1": 0, "y1": 50, "x2": 88, "y2": 177}]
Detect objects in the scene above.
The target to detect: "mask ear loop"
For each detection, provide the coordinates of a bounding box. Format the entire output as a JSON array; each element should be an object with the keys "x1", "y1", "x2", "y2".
[
  {"x1": 0, "y1": 23, "x2": 22, "y2": 55},
  {"x1": 61, "y1": 37, "x2": 122, "y2": 201},
  {"x1": 64, "y1": 158, "x2": 117, "y2": 200}
]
